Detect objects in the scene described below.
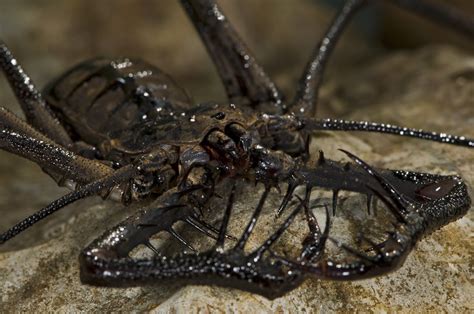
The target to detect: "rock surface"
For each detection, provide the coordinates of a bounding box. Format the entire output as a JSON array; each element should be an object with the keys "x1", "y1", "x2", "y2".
[
  {"x1": 0, "y1": 1, "x2": 473, "y2": 312},
  {"x1": 1, "y1": 45, "x2": 472, "y2": 313}
]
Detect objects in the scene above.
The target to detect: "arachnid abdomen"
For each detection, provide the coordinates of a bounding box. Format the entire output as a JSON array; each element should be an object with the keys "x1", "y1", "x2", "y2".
[{"x1": 44, "y1": 58, "x2": 192, "y2": 146}]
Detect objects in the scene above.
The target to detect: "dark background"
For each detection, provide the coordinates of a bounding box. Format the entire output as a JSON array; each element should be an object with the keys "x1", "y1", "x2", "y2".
[{"x1": 0, "y1": 0, "x2": 471, "y2": 109}]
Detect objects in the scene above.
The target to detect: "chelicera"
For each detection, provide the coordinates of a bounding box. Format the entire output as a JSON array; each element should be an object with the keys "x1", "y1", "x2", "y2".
[{"x1": 0, "y1": 0, "x2": 473, "y2": 299}]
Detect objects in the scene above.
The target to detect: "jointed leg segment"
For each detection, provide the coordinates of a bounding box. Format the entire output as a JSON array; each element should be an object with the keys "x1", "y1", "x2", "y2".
[
  {"x1": 0, "y1": 107, "x2": 113, "y2": 184},
  {"x1": 0, "y1": 165, "x2": 136, "y2": 244},
  {"x1": 0, "y1": 42, "x2": 72, "y2": 147},
  {"x1": 289, "y1": 0, "x2": 474, "y2": 116},
  {"x1": 181, "y1": 0, "x2": 284, "y2": 113},
  {"x1": 0, "y1": 48, "x2": 124, "y2": 243}
]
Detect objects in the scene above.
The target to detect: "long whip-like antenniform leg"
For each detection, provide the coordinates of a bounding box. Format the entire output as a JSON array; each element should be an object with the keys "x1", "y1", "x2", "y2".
[
  {"x1": 0, "y1": 41, "x2": 72, "y2": 147},
  {"x1": 301, "y1": 118, "x2": 474, "y2": 148},
  {"x1": 0, "y1": 106, "x2": 132, "y2": 243},
  {"x1": 180, "y1": 0, "x2": 284, "y2": 113},
  {"x1": 289, "y1": 0, "x2": 474, "y2": 116},
  {"x1": 0, "y1": 165, "x2": 137, "y2": 244},
  {"x1": 258, "y1": 114, "x2": 474, "y2": 150}
]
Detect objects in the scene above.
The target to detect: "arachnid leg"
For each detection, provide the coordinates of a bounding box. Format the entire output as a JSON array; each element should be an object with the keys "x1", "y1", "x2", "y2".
[
  {"x1": 258, "y1": 114, "x2": 474, "y2": 148},
  {"x1": 302, "y1": 118, "x2": 474, "y2": 148},
  {"x1": 0, "y1": 104, "x2": 134, "y2": 245},
  {"x1": 181, "y1": 0, "x2": 284, "y2": 113},
  {"x1": 1, "y1": 106, "x2": 53, "y2": 144},
  {"x1": 291, "y1": 0, "x2": 365, "y2": 116},
  {"x1": 0, "y1": 107, "x2": 113, "y2": 184},
  {"x1": 0, "y1": 41, "x2": 72, "y2": 147},
  {"x1": 0, "y1": 165, "x2": 137, "y2": 244},
  {"x1": 290, "y1": 0, "x2": 474, "y2": 116},
  {"x1": 0, "y1": 141, "x2": 182, "y2": 244}
]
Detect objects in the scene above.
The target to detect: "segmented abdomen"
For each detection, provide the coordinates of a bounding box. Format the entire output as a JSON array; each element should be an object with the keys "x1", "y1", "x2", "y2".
[{"x1": 43, "y1": 57, "x2": 192, "y2": 146}]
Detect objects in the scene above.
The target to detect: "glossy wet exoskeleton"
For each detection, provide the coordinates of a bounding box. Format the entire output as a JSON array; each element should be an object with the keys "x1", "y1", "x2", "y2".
[{"x1": 0, "y1": 0, "x2": 473, "y2": 299}]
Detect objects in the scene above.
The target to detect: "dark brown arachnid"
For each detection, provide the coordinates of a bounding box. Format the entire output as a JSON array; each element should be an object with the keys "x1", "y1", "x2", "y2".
[{"x1": 0, "y1": 0, "x2": 473, "y2": 299}]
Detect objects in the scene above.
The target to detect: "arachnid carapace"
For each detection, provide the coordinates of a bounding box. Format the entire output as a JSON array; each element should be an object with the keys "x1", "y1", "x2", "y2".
[{"x1": 0, "y1": 0, "x2": 473, "y2": 299}]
